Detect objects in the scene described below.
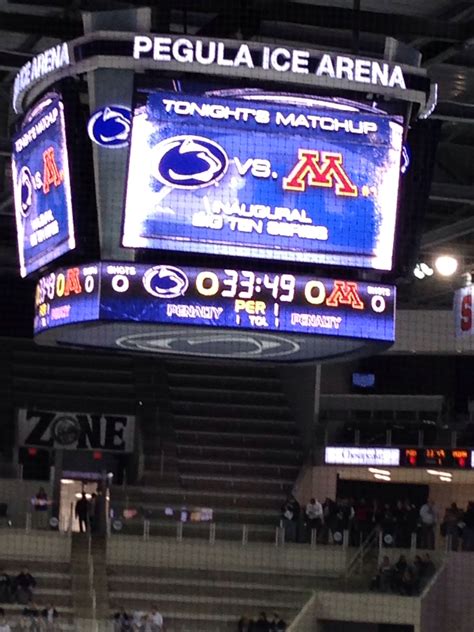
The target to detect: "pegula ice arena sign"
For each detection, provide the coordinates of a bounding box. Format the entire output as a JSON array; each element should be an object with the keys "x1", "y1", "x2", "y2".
[{"x1": 12, "y1": 34, "x2": 435, "y2": 116}]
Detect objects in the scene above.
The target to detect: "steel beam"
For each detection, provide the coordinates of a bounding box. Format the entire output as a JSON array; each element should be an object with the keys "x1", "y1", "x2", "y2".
[{"x1": 421, "y1": 214, "x2": 474, "y2": 247}]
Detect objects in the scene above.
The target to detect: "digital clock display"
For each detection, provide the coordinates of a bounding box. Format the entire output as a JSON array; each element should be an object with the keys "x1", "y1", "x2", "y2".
[
  {"x1": 403, "y1": 448, "x2": 470, "y2": 469},
  {"x1": 34, "y1": 262, "x2": 395, "y2": 343}
]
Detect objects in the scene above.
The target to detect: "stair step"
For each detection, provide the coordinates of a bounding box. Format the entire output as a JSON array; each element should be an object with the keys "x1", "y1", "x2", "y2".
[
  {"x1": 177, "y1": 458, "x2": 299, "y2": 478},
  {"x1": 176, "y1": 444, "x2": 302, "y2": 463},
  {"x1": 171, "y1": 401, "x2": 291, "y2": 419},
  {"x1": 175, "y1": 430, "x2": 300, "y2": 448}
]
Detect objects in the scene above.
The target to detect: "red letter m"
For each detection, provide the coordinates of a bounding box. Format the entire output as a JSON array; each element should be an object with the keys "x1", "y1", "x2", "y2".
[
  {"x1": 42, "y1": 147, "x2": 63, "y2": 194},
  {"x1": 326, "y1": 281, "x2": 364, "y2": 310},
  {"x1": 282, "y1": 150, "x2": 358, "y2": 196}
]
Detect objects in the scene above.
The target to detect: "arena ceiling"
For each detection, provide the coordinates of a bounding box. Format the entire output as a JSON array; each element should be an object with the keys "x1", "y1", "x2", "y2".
[{"x1": 0, "y1": 0, "x2": 473, "y2": 318}]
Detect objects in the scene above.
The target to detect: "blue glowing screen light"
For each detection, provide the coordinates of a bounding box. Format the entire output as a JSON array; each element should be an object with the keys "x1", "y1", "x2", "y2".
[
  {"x1": 12, "y1": 93, "x2": 75, "y2": 277},
  {"x1": 122, "y1": 91, "x2": 403, "y2": 271}
]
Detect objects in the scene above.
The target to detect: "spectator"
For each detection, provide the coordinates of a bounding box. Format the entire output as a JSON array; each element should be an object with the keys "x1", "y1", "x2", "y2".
[
  {"x1": 33, "y1": 487, "x2": 48, "y2": 512},
  {"x1": 15, "y1": 568, "x2": 36, "y2": 604},
  {"x1": 75, "y1": 493, "x2": 89, "y2": 533},
  {"x1": 462, "y1": 501, "x2": 474, "y2": 551},
  {"x1": 422, "y1": 553, "x2": 436, "y2": 577},
  {"x1": 381, "y1": 505, "x2": 396, "y2": 546},
  {"x1": 238, "y1": 615, "x2": 252, "y2": 632},
  {"x1": 322, "y1": 497, "x2": 338, "y2": 544},
  {"x1": 393, "y1": 500, "x2": 406, "y2": 547},
  {"x1": 281, "y1": 495, "x2": 300, "y2": 543},
  {"x1": 305, "y1": 498, "x2": 323, "y2": 542},
  {"x1": 419, "y1": 499, "x2": 437, "y2": 549},
  {"x1": 254, "y1": 612, "x2": 270, "y2": 631},
  {"x1": 392, "y1": 554, "x2": 408, "y2": 592},
  {"x1": 149, "y1": 605, "x2": 163, "y2": 631},
  {"x1": 22, "y1": 602, "x2": 41, "y2": 632},
  {"x1": 399, "y1": 567, "x2": 415, "y2": 596},
  {"x1": 370, "y1": 555, "x2": 392, "y2": 592},
  {"x1": 270, "y1": 613, "x2": 286, "y2": 631},
  {"x1": 441, "y1": 505, "x2": 461, "y2": 551},
  {"x1": 0, "y1": 608, "x2": 10, "y2": 632},
  {"x1": 41, "y1": 604, "x2": 58, "y2": 631},
  {"x1": 353, "y1": 498, "x2": 370, "y2": 546},
  {"x1": 404, "y1": 500, "x2": 419, "y2": 547},
  {"x1": 0, "y1": 570, "x2": 11, "y2": 603}
]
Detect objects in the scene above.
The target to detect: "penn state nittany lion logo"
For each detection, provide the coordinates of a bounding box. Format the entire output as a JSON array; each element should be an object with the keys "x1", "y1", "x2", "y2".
[
  {"x1": 87, "y1": 106, "x2": 132, "y2": 148},
  {"x1": 18, "y1": 166, "x2": 33, "y2": 217},
  {"x1": 142, "y1": 265, "x2": 189, "y2": 299},
  {"x1": 153, "y1": 135, "x2": 228, "y2": 189}
]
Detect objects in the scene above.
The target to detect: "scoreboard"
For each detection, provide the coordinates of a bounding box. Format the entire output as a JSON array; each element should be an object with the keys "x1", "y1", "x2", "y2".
[
  {"x1": 34, "y1": 263, "x2": 395, "y2": 343},
  {"x1": 325, "y1": 446, "x2": 472, "y2": 469},
  {"x1": 402, "y1": 448, "x2": 470, "y2": 469},
  {"x1": 10, "y1": 27, "x2": 437, "y2": 361}
]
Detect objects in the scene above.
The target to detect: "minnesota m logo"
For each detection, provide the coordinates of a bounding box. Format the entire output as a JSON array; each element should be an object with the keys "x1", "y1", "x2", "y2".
[{"x1": 282, "y1": 150, "x2": 358, "y2": 196}]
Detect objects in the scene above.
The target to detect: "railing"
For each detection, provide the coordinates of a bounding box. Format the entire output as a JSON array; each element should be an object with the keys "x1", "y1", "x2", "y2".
[
  {"x1": 287, "y1": 591, "x2": 317, "y2": 632},
  {"x1": 110, "y1": 511, "x2": 356, "y2": 550},
  {"x1": 345, "y1": 527, "x2": 379, "y2": 578}
]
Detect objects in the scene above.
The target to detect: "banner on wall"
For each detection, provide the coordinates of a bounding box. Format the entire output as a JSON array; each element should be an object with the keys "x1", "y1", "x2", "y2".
[
  {"x1": 17, "y1": 409, "x2": 135, "y2": 452},
  {"x1": 454, "y1": 285, "x2": 473, "y2": 338}
]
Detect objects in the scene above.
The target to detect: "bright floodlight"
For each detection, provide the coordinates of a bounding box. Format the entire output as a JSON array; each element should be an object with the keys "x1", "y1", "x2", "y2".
[{"x1": 435, "y1": 255, "x2": 458, "y2": 277}]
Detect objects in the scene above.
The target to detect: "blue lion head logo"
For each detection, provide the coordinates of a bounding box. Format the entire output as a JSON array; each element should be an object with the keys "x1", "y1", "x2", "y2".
[{"x1": 153, "y1": 135, "x2": 228, "y2": 189}]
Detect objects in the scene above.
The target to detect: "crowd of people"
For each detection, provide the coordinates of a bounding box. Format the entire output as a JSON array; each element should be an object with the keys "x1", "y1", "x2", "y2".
[
  {"x1": 280, "y1": 493, "x2": 474, "y2": 551},
  {"x1": 237, "y1": 612, "x2": 287, "y2": 631},
  {"x1": 0, "y1": 567, "x2": 59, "y2": 631},
  {"x1": 0, "y1": 605, "x2": 59, "y2": 631},
  {"x1": 0, "y1": 569, "x2": 36, "y2": 606},
  {"x1": 112, "y1": 606, "x2": 163, "y2": 631},
  {"x1": 370, "y1": 553, "x2": 436, "y2": 596}
]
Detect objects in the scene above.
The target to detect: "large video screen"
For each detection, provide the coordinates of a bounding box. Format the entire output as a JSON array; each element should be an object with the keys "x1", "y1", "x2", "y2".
[
  {"x1": 12, "y1": 93, "x2": 75, "y2": 277},
  {"x1": 34, "y1": 262, "x2": 395, "y2": 343},
  {"x1": 123, "y1": 89, "x2": 403, "y2": 271}
]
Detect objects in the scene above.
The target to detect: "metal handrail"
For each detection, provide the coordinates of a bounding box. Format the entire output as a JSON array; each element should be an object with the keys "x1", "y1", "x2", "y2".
[{"x1": 345, "y1": 527, "x2": 379, "y2": 578}]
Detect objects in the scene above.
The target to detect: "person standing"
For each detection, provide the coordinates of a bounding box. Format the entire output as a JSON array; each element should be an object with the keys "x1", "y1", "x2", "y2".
[
  {"x1": 419, "y1": 499, "x2": 437, "y2": 549},
  {"x1": 75, "y1": 493, "x2": 89, "y2": 533},
  {"x1": 305, "y1": 498, "x2": 323, "y2": 542},
  {"x1": 281, "y1": 494, "x2": 300, "y2": 543}
]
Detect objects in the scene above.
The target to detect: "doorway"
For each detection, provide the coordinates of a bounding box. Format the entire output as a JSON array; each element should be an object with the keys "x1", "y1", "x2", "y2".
[{"x1": 59, "y1": 479, "x2": 97, "y2": 533}]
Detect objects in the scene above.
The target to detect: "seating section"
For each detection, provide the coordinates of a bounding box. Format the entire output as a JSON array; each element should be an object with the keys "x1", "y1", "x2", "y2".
[
  {"x1": 113, "y1": 360, "x2": 303, "y2": 541},
  {"x1": 320, "y1": 394, "x2": 446, "y2": 447},
  {"x1": 108, "y1": 564, "x2": 313, "y2": 632},
  {"x1": 0, "y1": 559, "x2": 73, "y2": 630}
]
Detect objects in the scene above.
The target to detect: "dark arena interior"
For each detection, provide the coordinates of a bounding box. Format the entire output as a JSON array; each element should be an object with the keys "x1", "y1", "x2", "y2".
[{"x1": 0, "y1": 1, "x2": 473, "y2": 631}]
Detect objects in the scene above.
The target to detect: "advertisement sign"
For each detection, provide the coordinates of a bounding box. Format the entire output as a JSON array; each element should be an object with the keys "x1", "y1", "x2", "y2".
[
  {"x1": 18, "y1": 408, "x2": 135, "y2": 452},
  {"x1": 325, "y1": 447, "x2": 400, "y2": 466},
  {"x1": 454, "y1": 285, "x2": 473, "y2": 338},
  {"x1": 123, "y1": 91, "x2": 403, "y2": 270},
  {"x1": 11, "y1": 93, "x2": 75, "y2": 277},
  {"x1": 34, "y1": 262, "x2": 396, "y2": 343}
]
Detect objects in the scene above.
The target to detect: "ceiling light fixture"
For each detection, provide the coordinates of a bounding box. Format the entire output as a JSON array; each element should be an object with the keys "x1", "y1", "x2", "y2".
[
  {"x1": 435, "y1": 255, "x2": 458, "y2": 277},
  {"x1": 373, "y1": 473, "x2": 391, "y2": 481}
]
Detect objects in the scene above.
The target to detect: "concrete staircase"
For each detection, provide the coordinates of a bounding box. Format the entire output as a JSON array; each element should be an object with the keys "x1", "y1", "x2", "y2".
[
  {"x1": 70, "y1": 534, "x2": 109, "y2": 631},
  {"x1": 111, "y1": 360, "x2": 303, "y2": 541}
]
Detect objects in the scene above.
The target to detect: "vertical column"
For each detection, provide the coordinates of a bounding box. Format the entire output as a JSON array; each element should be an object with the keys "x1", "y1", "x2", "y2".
[{"x1": 82, "y1": 9, "x2": 151, "y2": 260}]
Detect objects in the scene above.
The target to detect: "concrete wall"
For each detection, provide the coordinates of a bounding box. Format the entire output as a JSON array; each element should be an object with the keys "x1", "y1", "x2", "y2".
[
  {"x1": 294, "y1": 466, "x2": 338, "y2": 505},
  {"x1": 0, "y1": 529, "x2": 70, "y2": 562},
  {"x1": 107, "y1": 536, "x2": 348, "y2": 575},
  {"x1": 444, "y1": 553, "x2": 474, "y2": 632},
  {"x1": 315, "y1": 592, "x2": 421, "y2": 628},
  {"x1": 420, "y1": 564, "x2": 448, "y2": 632}
]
